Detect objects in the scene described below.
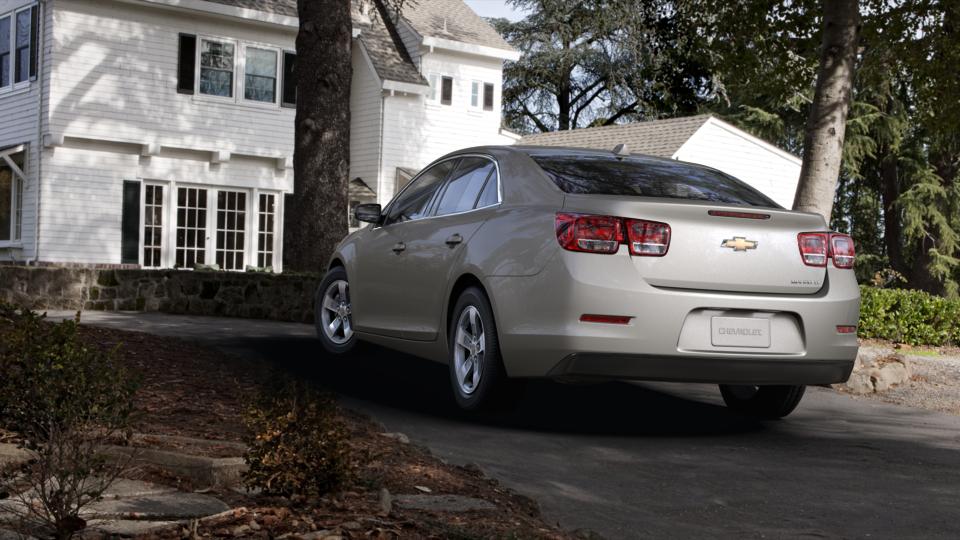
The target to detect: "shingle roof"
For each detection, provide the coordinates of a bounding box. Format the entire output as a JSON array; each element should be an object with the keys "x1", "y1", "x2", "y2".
[
  {"x1": 520, "y1": 115, "x2": 713, "y2": 158},
  {"x1": 199, "y1": 0, "x2": 425, "y2": 86},
  {"x1": 400, "y1": 0, "x2": 514, "y2": 52}
]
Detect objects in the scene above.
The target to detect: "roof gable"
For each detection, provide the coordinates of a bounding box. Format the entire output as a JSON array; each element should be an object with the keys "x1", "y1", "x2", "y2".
[
  {"x1": 399, "y1": 0, "x2": 513, "y2": 52},
  {"x1": 520, "y1": 115, "x2": 713, "y2": 158}
]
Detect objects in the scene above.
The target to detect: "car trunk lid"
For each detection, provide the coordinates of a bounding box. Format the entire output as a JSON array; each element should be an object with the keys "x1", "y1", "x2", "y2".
[{"x1": 563, "y1": 195, "x2": 828, "y2": 295}]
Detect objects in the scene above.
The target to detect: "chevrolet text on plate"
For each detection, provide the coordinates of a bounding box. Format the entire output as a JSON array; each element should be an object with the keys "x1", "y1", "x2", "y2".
[{"x1": 315, "y1": 145, "x2": 860, "y2": 418}]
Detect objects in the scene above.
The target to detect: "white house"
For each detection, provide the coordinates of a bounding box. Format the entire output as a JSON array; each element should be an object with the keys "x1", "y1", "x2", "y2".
[
  {"x1": 0, "y1": 0, "x2": 518, "y2": 271},
  {"x1": 520, "y1": 115, "x2": 802, "y2": 209}
]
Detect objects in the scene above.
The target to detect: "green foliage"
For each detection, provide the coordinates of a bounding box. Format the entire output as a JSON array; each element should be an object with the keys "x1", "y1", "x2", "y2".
[
  {"x1": 0, "y1": 306, "x2": 139, "y2": 445},
  {"x1": 243, "y1": 381, "x2": 352, "y2": 498},
  {"x1": 858, "y1": 286, "x2": 960, "y2": 346},
  {"x1": 0, "y1": 304, "x2": 140, "y2": 540},
  {"x1": 494, "y1": 0, "x2": 717, "y2": 132}
]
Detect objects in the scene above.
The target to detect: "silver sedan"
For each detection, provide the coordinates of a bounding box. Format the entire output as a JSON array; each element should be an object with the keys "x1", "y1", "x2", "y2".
[{"x1": 315, "y1": 146, "x2": 860, "y2": 418}]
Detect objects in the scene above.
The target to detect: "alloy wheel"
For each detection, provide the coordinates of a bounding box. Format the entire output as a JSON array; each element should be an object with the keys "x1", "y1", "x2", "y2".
[
  {"x1": 453, "y1": 305, "x2": 485, "y2": 395},
  {"x1": 320, "y1": 279, "x2": 353, "y2": 344}
]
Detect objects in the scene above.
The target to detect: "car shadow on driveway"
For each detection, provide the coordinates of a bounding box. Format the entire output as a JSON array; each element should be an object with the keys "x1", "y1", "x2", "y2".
[{"x1": 230, "y1": 335, "x2": 766, "y2": 438}]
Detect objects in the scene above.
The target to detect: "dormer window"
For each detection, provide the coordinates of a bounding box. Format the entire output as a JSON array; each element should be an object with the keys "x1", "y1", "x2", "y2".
[
  {"x1": 199, "y1": 39, "x2": 235, "y2": 98},
  {"x1": 440, "y1": 76, "x2": 453, "y2": 105}
]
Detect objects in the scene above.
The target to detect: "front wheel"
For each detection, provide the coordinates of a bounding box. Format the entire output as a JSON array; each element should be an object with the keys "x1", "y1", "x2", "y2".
[
  {"x1": 315, "y1": 266, "x2": 357, "y2": 355},
  {"x1": 448, "y1": 287, "x2": 520, "y2": 411},
  {"x1": 719, "y1": 384, "x2": 806, "y2": 420}
]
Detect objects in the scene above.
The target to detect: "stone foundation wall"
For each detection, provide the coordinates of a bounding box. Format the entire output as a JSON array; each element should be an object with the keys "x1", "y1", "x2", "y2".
[{"x1": 0, "y1": 266, "x2": 321, "y2": 323}]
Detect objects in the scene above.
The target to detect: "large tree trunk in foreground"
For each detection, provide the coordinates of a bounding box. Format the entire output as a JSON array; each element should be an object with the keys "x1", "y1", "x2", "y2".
[
  {"x1": 793, "y1": 0, "x2": 860, "y2": 222},
  {"x1": 284, "y1": 0, "x2": 352, "y2": 273}
]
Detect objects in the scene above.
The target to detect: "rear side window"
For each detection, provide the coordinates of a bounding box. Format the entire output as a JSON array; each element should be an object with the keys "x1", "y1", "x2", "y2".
[
  {"x1": 435, "y1": 157, "x2": 495, "y2": 216},
  {"x1": 531, "y1": 155, "x2": 780, "y2": 208},
  {"x1": 384, "y1": 160, "x2": 455, "y2": 225}
]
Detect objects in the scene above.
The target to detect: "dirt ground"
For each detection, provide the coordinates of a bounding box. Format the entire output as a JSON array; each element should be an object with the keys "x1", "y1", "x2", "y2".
[{"x1": 73, "y1": 325, "x2": 573, "y2": 539}]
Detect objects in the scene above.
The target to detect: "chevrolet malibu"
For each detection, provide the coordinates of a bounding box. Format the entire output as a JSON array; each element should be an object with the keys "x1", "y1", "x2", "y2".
[{"x1": 315, "y1": 146, "x2": 860, "y2": 418}]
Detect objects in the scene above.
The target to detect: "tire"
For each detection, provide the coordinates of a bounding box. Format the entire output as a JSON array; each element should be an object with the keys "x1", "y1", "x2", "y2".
[
  {"x1": 447, "y1": 286, "x2": 520, "y2": 411},
  {"x1": 315, "y1": 266, "x2": 357, "y2": 355},
  {"x1": 719, "y1": 384, "x2": 806, "y2": 420}
]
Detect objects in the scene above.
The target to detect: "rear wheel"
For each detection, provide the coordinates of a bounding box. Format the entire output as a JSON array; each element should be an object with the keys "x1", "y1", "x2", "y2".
[
  {"x1": 448, "y1": 287, "x2": 519, "y2": 411},
  {"x1": 719, "y1": 384, "x2": 806, "y2": 420},
  {"x1": 315, "y1": 266, "x2": 356, "y2": 355}
]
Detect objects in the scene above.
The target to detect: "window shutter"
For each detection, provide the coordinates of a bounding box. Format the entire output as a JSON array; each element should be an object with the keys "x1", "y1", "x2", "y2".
[
  {"x1": 177, "y1": 33, "x2": 196, "y2": 95},
  {"x1": 483, "y1": 83, "x2": 494, "y2": 111},
  {"x1": 29, "y1": 6, "x2": 38, "y2": 80},
  {"x1": 440, "y1": 76, "x2": 453, "y2": 105},
  {"x1": 281, "y1": 51, "x2": 296, "y2": 108},
  {"x1": 121, "y1": 181, "x2": 141, "y2": 265}
]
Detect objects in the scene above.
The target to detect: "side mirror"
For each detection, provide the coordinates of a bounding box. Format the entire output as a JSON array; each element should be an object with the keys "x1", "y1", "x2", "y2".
[{"x1": 354, "y1": 203, "x2": 382, "y2": 224}]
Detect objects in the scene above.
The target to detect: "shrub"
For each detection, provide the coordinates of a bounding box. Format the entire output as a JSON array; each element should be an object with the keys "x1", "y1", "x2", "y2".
[
  {"x1": 0, "y1": 305, "x2": 139, "y2": 539},
  {"x1": 243, "y1": 381, "x2": 352, "y2": 498},
  {"x1": 858, "y1": 286, "x2": 960, "y2": 346}
]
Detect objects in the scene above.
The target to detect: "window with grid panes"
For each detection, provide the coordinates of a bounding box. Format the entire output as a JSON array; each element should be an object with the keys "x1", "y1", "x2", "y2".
[
  {"x1": 216, "y1": 190, "x2": 246, "y2": 270},
  {"x1": 143, "y1": 185, "x2": 164, "y2": 267},
  {"x1": 257, "y1": 193, "x2": 275, "y2": 269},
  {"x1": 175, "y1": 187, "x2": 207, "y2": 268}
]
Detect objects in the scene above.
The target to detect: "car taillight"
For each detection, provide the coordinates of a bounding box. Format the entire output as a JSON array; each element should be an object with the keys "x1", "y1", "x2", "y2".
[
  {"x1": 556, "y1": 213, "x2": 622, "y2": 254},
  {"x1": 798, "y1": 232, "x2": 856, "y2": 269},
  {"x1": 625, "y1": 219, "x2": 671, "y2": 256},
  {"x1": 556, "y1": 213, "x2": 671, "y2": 256},
  {"x1": 830, "y1": 234, "x2": 856, "y2": 269}
]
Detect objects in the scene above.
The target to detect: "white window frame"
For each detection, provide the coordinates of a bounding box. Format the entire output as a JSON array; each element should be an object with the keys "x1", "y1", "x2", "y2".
[
  {"x1": 196, "y1": 36, "x2": 238, "y2": 102},
  {"x1": 255, "y1": 191, "x2": 280, "y2": 270},
  {"x1": 469, "y1": 80, "x2": 481, "y2": 109},
  {"x1": 0, "y1": 145, "x2": 25, "y2": 247},
  {"x1": 139, "y1": 182, "x2": 169, "y2": 268},
  {"x1": 0, "y1": 4, "x2": 35, "y2": 95},
  {"x1": 427, "y1": 72, "x2": 440, "y2": 103},
  {"x1": 194, "y1": 34, "x2": 283, "y2": 109},
  {"x1": 240, "y1": 44, "x2": 281, "y2": 107}
]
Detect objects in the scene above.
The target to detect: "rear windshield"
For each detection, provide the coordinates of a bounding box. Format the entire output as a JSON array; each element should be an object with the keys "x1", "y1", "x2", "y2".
[{"x1": 531, "y1": 154, "x2": 780, "y2": 208}]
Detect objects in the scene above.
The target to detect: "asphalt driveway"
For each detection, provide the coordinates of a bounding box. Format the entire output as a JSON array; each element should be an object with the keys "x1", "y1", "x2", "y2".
[{"x1": 51, "y1": 311, "x2": 960, "y2": 539}]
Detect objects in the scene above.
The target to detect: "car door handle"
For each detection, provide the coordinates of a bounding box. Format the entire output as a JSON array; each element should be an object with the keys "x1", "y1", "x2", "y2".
[
  {"x1": 392, "y1": 242, "x2": 406, "y2": 253},
  {"x1": 445, "y1": 234, "x2": 463, "y2": 246}
]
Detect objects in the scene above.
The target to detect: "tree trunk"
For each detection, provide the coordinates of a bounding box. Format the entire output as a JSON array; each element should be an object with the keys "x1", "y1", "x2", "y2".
[
  {"x1": 879, "y1": 146, "x2": 906, "y2": 275},
  {"x1": 284, "y1": 0, "x2": 352, "y2": 273},
  {"x1": 792, "y1": 0, "x2": 860, "y2": 222}
]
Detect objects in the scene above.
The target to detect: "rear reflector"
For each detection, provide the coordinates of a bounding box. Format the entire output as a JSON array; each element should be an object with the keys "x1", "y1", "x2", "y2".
[
  {"x1": 836, "y1": 325, "x2": 857, "y2": 334},
  {"x1": 556, "y1": 213, "x2": 670, "y2": 256},
  {"x1": 708, "y1": 210, "x2": 771, "y2": 220},
  {"x1": 798, "y1": 232, "x2": 857, "y2": 269},
  {"x1": 580, "y1": 314, "x2": 632, "y2": 324}
]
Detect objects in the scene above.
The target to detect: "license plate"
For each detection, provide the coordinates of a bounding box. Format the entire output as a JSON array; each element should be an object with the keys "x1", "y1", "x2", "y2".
[{"x1": 711, "y1": 317, "x2": 771, "y2": 348}]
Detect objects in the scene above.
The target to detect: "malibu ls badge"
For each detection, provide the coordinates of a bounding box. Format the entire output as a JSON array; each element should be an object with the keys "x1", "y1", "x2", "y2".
[{"x1": 721, "y1": 236, "x2": 758, "y2": 252}]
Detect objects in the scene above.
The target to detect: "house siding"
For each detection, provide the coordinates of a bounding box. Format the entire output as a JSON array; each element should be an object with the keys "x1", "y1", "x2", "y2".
[
  {"x1": 0, "y1": 0, "x2": 52, "y2": 263},
  {"x1": 379, "y1": 49, "x2": 511, "y2": 201},
  {"x1": 673, "y1": 120, "x2": 801, "y2": 209},
  {"x1": 37, "y1": 0, "x2": 296, "y2": 267},
  {"x1": 350, "y1": 43, "x2": 383, "y2": 199}
]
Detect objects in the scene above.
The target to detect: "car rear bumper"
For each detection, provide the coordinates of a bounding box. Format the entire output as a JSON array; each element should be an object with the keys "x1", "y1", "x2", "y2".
[
  {"x1": 547, "y1": 353, "x2": 854, "y2": 385},
  {"x1": 487, "y1": 249, "x2": 861, "y2": 382}
]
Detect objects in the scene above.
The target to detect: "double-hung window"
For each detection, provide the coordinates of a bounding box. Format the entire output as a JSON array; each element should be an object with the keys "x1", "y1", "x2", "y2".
[
  {"x1": 199, "y1": 38, "x2": 235, "y2": 98},
  {"x1": 244, "y1": 46, "x2": 278, "y2": 103},
  {"x1": 1, "y1": 4, "x2": 37, "y2": 92}
]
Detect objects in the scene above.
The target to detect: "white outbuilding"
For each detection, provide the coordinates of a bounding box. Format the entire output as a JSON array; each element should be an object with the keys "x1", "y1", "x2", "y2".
[{"x1": 520, "y1": 115, "x2": 801, "y2": 209}]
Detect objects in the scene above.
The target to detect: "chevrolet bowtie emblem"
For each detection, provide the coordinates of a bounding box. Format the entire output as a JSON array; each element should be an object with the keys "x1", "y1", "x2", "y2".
[{"x1": 721, "y1": 237, "x2": 758, "y2": 251}]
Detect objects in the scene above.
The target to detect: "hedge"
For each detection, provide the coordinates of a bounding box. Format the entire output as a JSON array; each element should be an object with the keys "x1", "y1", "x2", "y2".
[{"x1": 858, "y1": 286, "x2": 960, "y2": 346}]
